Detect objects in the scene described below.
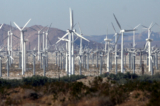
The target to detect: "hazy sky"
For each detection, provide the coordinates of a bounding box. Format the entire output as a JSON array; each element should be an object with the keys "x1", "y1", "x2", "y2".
[{"x1": 0, "y1": 0, "x2": 160, "y2": 35}]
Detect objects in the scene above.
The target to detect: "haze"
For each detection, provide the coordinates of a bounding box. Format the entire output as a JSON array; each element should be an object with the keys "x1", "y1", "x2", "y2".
[{"x1": 0, "y1": 0, "x2": 160, "y2": 35}]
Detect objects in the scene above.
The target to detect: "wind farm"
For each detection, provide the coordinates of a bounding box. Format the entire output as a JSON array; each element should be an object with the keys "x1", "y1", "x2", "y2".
[
  {"x1": 0, "y1": 9, "x2": 159, "y2": 79},
  {"x1": 1, "y1": 0, "x2": 160, "y2": 105}
]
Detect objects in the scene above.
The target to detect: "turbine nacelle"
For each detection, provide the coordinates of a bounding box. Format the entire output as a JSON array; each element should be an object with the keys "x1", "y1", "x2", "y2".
[
  {"x1": 104, "y1": 38, "x2": 112, "y2": 42},
  {"x1": 114, "y1": 33, "x2": 118, "y2": 36},
  {"x1": 24, "y1": 39, "x2": 28, "y2": 42},
  {"x1": 146, "y1": 38, "x2": 153, "y2": 42},
  {"x1": 66, "y1": 29, "x2": 75, "y2": 33},
  {"x1": 120, "y1": 30, "x2": 125, "y2": 33},
  {"x1": 22, "y1": 30, "x2": 27, "y2": 32},
  {"x1": 10, "y1": 32, "x2": 13, "y2": 35},
  {"x1": 7, "y1": 31, "x2": 10, "y2": 36}
]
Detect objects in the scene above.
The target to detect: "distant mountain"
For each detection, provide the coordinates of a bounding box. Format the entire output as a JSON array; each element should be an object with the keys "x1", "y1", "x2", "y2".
[
  {"x1": 0, "y1": 24, "x2": 103, "y2": 51},
  {"x1": 1, "y1": 24, "x2": 160, "y2": 51},
  {"x1": 85, "y1": 31, "x2": 160, "y2": 48}
]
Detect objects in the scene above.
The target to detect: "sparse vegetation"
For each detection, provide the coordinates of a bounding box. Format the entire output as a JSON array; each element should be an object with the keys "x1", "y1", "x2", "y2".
[{"x1": 1, "y1": 73, "x2": 160, "y2": 105}]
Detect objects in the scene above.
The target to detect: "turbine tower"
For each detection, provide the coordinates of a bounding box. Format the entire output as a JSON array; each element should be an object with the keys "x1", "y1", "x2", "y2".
[
  {"x1": 104, "y1": 32, "x2": 112, "y2": 72},
  {"x1": 129, "y1": 24, "x2": 141, "y2": 48},
  {"x1": 45, "y1": 23, "x2": 52, "y2": 51},
  {"x1": 56, "y1": 8, "x2": 89, "y2": 76},
  {"x1": 13, "y1": 19, "x2": 31, "y2": 75},
  {"x1": 30, "y1": 25, "x2": 47, "y2": 61},
  {"x1": 142, "y1": 23, "x2": 155, "y2": 73},
  {"x1": 113, "y1": 14, "x2": 135, "y2": 73},
  {"x1": 111, "y1": 23, "x2": 120, "y2": 74}
]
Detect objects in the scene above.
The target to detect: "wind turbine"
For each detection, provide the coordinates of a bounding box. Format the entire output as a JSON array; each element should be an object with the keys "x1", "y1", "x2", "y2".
[
  {"x1": 0, "y1": 55, "x2": 3, "y2": 77},
  {"x1": 142, "y1": 23, "x2": 155, "y2": 74},
  {"x1": 45, "y1": 24, "x2": 52, "y2": 68},
  {"x1": 130, "y1": 24, "x2": 140, "y2": 48},
  {"x1": 13, "y1": 19, "x2": 31, "y2": 75},
  {"x1": 8, "y1": 22, "x2": 20, "y2": 65},
  {"x1": 56, "y1": 8, "x2": 89, "y2": 76},
  {"x1": 130, "y1": 24, "x2": 140, "y2": 74},
  {"x1": 31, "y1": 48, "x2": 37, "y2": 75},
  {"x1": 113, "y1": 14, "x2": 135, "y2": 73},
  {"x1": 45, "y1": 23, "x2": 52, "y2": 51},
  {"x1": 30, "y1": 25, "x2": 47, "y2": 61},
  {"x1": 111, "y1": 22, "x2": 120, "y2": 74},
  {"x1": 58, "y1": 37, "x2": 69, "y2": 74},
  {"x1": 0, "y1": 47, "x2": 4, "y2": 77},
  {"x1": 77, "y1": 23, "x2": 90, "y2": 73},
  {"x1": 5, "y1": 50, "x2": 14, "y2": 77},
  {"x1": 104, "y1": 32, "x2": 112, "y2": 72},
  {"x1": 9, "y1": 23, "x2": 13, "y2": 65}
]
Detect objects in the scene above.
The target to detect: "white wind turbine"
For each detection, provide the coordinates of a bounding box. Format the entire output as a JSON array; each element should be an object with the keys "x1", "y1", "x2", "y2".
[
  {"x1": 45, "y1": 23, "x2": 52, "y2": 51},
  {"x1": 142, "y1": 23, "x2": 155, "y2": 73},
  {"x1": 77, "y1": 23, "x2": 90, "y2": 55},
  {"x1": 58, "y1": 37, "x2": 69, "y2": 74},
  {"x1": 9, "y1": 22, "x2": 20, "y2": 65},
  {"x1": 104, "y1": 31, "x2": 112, "y2": 72},
  {"x1": 133, "y1": 24, "x2": 141, "y2": 48},
  {"x1": 111, "y1": 22, "x2": 120, "y2": 74},
  {"x1": 9, "y1": 23, "x2": 13, "y2": 64},
  {"x1": 56, "y1": 8, "x2": 89, "y2": 76},
  {"x1": 76, "y1": 23, "x2": 90, "y2": 69},
  {"x1": 113, "y1": 14, "x2": 135, "y2": 73},
  {"x1": 78, "y1": 23, "x2": 83, "y2": 56},
  {"x1": 30, "y1": 25, "x2": 47, "y2": 61},
  {"x1": 104, "y1": 28, "x2": 108, "y2": 53},
  {"x1": 13, "y1": 19, "x2": 31, "y2": 75},
  {"x1": 130, "y1": 24, "x2": 140, "y2": 74}
]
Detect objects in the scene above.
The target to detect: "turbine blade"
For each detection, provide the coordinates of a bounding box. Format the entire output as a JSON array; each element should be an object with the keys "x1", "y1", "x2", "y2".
[
  {"x1": 106, "y1": 27, "x2": 108, "y2": 36},
  {"x1": 0, "y1": 24, "x2": 3, "y2": 29},
  {"x1": 13, "y1": 34, "x2": 20, "y2": 39},
  {"x1": 73, "y1": 23, "x2": 76, "y2": 28},
  {"x1": 40, "y1": 25, "x2": 48, "y2": 32},
  {"x1": 36, "y1": 25, "x2": 41, "y2": 30},
  {"x1": 150, "y1": 23, "x2": 155, "y2": 29},
  {"x1": 74, "y1": 36, "x2": 79, "y2": 42},
  {"x1": 125, "y1": 29, "x2": 136, "y2": 32},
  {"x1": 78, "y1": 23, "x2": 82, "y2": 34},
  {"x1": 144, "y1": 41, "x2": 148, "y2": 50},
  {"x1": 111, "y1": 34, "x2": 115, "y2": 40},
  {"x1": 47, "y1": 36, "x2": 52, "y2": 45},
  {"x1": 13, "y1": 22, "x2": 21, "y2": 30},
  {"x1": 74, "y1": 31, "x2": 90, "y2": 42},
  {"x1": 22, "y1": 19, "x2": 31, "y2": 30},
  {"x1": 134, "y1": 24, "x2": 141, "y2": 29},
  {"x1": 5, "y1": 59, "x2": 8, "y2": 63},
  {"x1": 10, "y1": 56, "x2": 14, "y2": 60},
  {"x1": 46, "y1": 23, "x2": 52, "y2": 32},
  {"x1": 150, "y1": 56, "x2": 153, "y2": 63},
  {"x1": 58, "y1": 37, "x2": 69, "y2": 42},
  {"x1": 149, "y1": 31, "x2": 154, "y2": 38},
  {"x1": 78, "y1": 56, "x2": 81, "y2": 63},
  {"x1": 134, "y1": 44, "x2": 137, "y2": 48},
  {"x1": 115, "y1": 34, "x2": 121, "y2": 44},
  {"x1": 10, "y1": 22, "x2": 12, "y2": 31},
  {"x1": 113, "y1": 14, "x2": 121, "y2": 30},
  {"x1": 111, "y1": 22, "x2": 116, "y2": 33},
  {"x1": 2, "y1": 36, "x2": 8, "y2": 42},
  {"x1": 156, "y1": 23, "x2": 160, "y2": 29},
  {"x1": 56, "y1": 33, "x2": 69, "y2": 44},
  {"x1": 149, "y1": 22, "x2": 153, "y2": 29},
  {"x1": 30, "y1": 27, "x2": 37, "y2": 31},
  {"x1": 69, "y1": 8, "x2": 73, "y2": 29},
  {"x1": 141, "y1": 25, "x2": 148, "y2": 28}
]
